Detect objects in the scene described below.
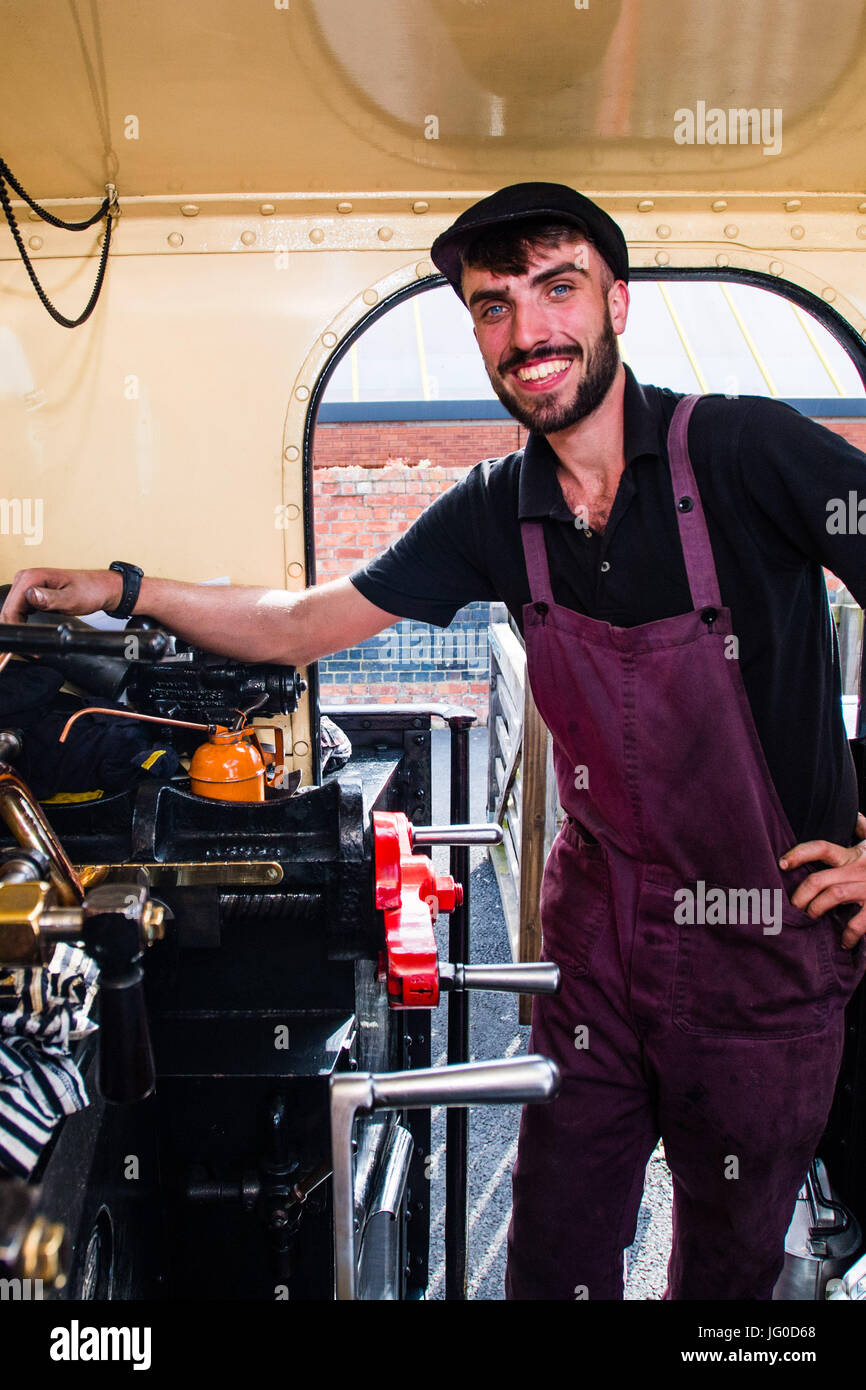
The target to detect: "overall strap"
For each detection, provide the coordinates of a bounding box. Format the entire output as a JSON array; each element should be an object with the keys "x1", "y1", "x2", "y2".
[
  {"x1": 520, "y1": 520, "x2": 554, "y2": 605},
  {"x1": 666, "y1": 395, "x2": 723, "y2": 612}
]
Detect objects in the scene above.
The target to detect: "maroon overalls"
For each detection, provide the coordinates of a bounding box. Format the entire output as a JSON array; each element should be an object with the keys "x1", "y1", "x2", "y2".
[{"x1": 505, "y1": 395, "x2": 866, "y2": 1300}]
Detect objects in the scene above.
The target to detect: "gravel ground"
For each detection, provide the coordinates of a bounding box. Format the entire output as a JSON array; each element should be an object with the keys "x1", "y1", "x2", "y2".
[{"x1": 425, "y1": 727, "x2": 672, "y2": 1301}]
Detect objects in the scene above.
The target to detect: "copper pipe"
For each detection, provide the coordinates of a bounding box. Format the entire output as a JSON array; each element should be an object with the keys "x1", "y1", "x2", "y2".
[
  {"x1": 0, "y1": 766, "x2": 84, "y2": 905},
  {"x1": 59, "y1": 706, "x2": 225, "y2": 744},
  {"x1": 0, "y1": 653, "x2": 12, "y2": 676}
]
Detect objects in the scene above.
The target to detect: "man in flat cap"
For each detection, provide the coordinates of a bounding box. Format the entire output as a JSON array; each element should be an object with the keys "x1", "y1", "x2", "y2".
[{"x1": 3, "y1": 183, "x2": 866, "y2": 1300}]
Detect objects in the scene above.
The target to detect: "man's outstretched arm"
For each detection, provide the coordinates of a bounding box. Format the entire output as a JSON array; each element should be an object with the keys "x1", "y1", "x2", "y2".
[{"x1": 0, "y1": 568, "x2": 402, "y2": 667}]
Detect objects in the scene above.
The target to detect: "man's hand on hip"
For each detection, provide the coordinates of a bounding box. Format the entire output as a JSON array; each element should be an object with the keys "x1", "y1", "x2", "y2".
[{"x1": 780, "y1": 813, "x2": 866, "y2": 949}]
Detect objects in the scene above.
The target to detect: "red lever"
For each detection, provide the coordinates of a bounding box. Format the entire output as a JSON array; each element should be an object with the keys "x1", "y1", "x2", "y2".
[{"x1": 372, "y1": 811, "x2": 463, "y2": 1009}]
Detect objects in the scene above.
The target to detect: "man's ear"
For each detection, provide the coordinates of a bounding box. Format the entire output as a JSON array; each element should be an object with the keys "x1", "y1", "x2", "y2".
[{"x1": 609, "y1": 280, "x2": 630, "y2": 336}]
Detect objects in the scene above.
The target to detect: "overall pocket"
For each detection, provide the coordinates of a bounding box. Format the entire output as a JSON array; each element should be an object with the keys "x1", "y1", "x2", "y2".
[
  {"x1": 539, "y1": 823, "x2": 611, "y2": 978},
  {"x1": 664, "y1": 879, "x2": 835, "y2": 1040}
]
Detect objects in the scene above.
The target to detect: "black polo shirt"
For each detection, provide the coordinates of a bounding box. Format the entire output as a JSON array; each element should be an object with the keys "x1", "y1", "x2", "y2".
[{"x1": 349, "y1": 367, "x2": 866, "y2": 846}]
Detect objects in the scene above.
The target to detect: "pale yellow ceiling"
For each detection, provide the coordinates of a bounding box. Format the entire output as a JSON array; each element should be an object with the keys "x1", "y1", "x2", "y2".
[{"x1": 1, "y1": 0, "x2": 865, "y2": 201}]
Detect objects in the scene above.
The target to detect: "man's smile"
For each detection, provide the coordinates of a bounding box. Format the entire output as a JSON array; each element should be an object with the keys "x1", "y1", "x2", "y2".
[{"x1": 508, "y1": 357, "x2": 575, "y2": 392}]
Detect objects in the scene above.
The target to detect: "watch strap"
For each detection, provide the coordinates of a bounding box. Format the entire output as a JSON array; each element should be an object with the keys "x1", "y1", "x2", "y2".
[{"x1": 105, "y1": 561, "x2": 144, "y2": 619}]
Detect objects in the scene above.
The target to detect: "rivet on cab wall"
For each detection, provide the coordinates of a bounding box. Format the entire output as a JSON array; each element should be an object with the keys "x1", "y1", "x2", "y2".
[
  {"x1": 821, "y1": 287, "x2": 837, "y2": 303},
  {"x1": 724, "y1": 225, "x2": 739, "y2": 239},
  {"x1": 412, "y1": 200, "x2": 429, "y2": 214},
  {"x1": 283, "y1": 504, "x2": 300, "y2": 520},
  {"x1": 293, "y1": 740, "x2": 309, "y2": 756},
  {"x1": 309, "y1": 227, "x2": 325, "y2": 244},
  {"x1": 377, "y1": 226, "x2": 393, "y2": 241},
  {"x1": 637, "y1": 199, "x2": 654, "y2": 212},
  {"x1": 715, "y1": 253, "x2": 730, "y2": 267},
  {"x1": 784, "y1": 199, "x2": 802, "y2": 212},
  {"x1": 656, "y1": 225, "x2": 671, "y2": 239},
  {"x1": 769, "y1": 260, "x2": 784, "y2": 275},
  {"x1": 655, "y1": 250, "x2": 670, "y2": 266},
  {"x1": 295, "y1": 385, "x2": 310, "y2": 401},
  {"x1": 180, "y1": 204, "x2": 199, "y2": 217},
  {"x1": 28, "y1": 235, "x2": 43, "y2": 250},
  {"x1": 859, "y1": 202, "x2": 866, "y2": 214},
  {"x1": 363, "y1": 288, "x2": 379, "y2": 305},
  {"x1": 27, "y1": 210, "x2": 41, "y2": 221},
  {"x1": 415, "y1": 261, "x2": 432, "y2": 278},
  {"x1": 260, "y1": 203, "x2": 276, "y2": 216},
  {"x1": 240, "y1": 230, "x2": 256, "y2": 246},
  {"x1": 284, "y1": 445, "x2": 300, "y2": 461},
  {"x1": 322, "y1": 331, "x2": 338, "y2": 347},
  {"x1": 790, "y1": 225, "x2": 805, "y2": 239},
  {"x1": 337, "y1": 201, "x2": 353, "y2": 214},
  {"x1": 287, "y1": 563, "x2": 304, "y2": 578},
  {"x1": 857, "y1": 226, "x2": 866, "y2": 240},
  {"x1": 711, "y1": 200, "x2": 727, "y2": 212},
  {"x1": 167, "y1": 232, "x2": 183, "y2": 248}
]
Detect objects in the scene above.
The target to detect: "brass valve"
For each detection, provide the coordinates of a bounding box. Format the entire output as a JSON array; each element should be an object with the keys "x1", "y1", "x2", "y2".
[
  {"x1": 20, "y1": 1214, "x2": 68, "y2": 1286},
  {"x1": 0, "y1": 1180, "x2": 68, "y2": 1290}
]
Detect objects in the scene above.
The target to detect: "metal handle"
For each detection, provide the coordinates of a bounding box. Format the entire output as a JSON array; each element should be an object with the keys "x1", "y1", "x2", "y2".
[
  {"x1": 439, "y1": 962, "x2": 561, "y2": 996},
  {"x1": 97, "y1": 965, "x2": 156, "y2": 1104},
  {"x1": 330, "y1": 1055, "x2": 559, "y2": 1300},
  {"x1": 411, "y1": 823, "x2": 503, "y2": 846},
  {"x1": 0, "y1": 621, "x2": 169, "y2": 661}
]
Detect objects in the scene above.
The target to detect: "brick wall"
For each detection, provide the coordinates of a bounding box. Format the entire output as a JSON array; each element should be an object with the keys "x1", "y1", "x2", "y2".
[
  {"x1": 816, "y1": 419, "x2": 866, "y2": 451},
  {"x1": 312, "y1": 422, "x2": 529, "y2": 724},
  {"x1": 313, "y1": 420, "x2": 526, "y2": 475},
  {"x1": 312, "y1": 416, "x2": 866, "y2": 724}
]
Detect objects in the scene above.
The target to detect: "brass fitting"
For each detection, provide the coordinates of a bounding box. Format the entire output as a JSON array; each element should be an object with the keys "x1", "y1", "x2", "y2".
[
  {"x1": 0, "y1": 881, "x2": 52, "y2": 965},
  {"x1": 142, "y1": 899, "x2": 165, "y2": 945},
  {"x1": 0, "y1": 766, "x2": 84, "y2": 905},
  {"x1": 0, "y1": 1181, "x2": 68, "y2": 1290},
  {"x1": 20, "y1": 1215, "x2": 68, "y2": 1288}
]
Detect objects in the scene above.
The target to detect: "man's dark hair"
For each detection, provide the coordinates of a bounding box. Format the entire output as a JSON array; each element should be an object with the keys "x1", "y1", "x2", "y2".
[{"x1": 459, "y1": 218, "x2": 615, "y2": 294}]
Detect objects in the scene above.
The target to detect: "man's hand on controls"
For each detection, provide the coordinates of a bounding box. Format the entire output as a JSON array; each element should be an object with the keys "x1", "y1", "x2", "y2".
[
  {"x1": 0, "y1": 568, "x2": 123, "y2": 623},
  {"x1": 780, "y1": 812, "x2": 866, "y2": 949}
]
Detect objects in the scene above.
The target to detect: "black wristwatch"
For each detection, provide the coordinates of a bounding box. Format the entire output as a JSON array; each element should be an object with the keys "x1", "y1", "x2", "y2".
[{"x1": 104, "y1": 561, "x2": 144, "y2": 619}]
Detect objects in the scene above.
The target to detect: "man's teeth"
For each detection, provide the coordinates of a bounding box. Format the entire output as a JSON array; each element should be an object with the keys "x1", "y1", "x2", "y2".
[{"x1": 515, "y1": 359, "x2": 571, "y2": 381}]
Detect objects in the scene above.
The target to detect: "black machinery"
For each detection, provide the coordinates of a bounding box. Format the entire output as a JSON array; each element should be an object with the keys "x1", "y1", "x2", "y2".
[{"x1": 0, "y1": 613, "x2": 560, "y2": 1300}]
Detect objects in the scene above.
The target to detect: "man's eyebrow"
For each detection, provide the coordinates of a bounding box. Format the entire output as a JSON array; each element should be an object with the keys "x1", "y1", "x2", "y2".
[
  {"x1": 530, "y1": 259, "x2": 590, "y2": 287},
  {"x1": 467, "y1": 259, "x2": 590, "y2": 310}
]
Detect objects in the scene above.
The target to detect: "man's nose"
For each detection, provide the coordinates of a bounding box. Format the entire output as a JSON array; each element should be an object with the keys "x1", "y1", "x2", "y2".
[{"x1": 508, "y1": 298, "x2": 552, "y2": 357}]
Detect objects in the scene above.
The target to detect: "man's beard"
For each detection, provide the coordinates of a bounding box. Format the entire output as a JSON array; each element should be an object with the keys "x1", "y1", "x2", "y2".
[{"x1": 486, "y1": 310, "x2": 620, "y2": 434}]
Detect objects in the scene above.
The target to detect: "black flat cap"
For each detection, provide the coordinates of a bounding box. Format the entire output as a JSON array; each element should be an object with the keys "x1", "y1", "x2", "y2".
[{"x1": 430, "y1": 182, "x2": 629, "y2": 302}]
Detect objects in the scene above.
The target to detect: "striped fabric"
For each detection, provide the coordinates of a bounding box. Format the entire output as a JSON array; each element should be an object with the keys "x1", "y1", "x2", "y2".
[{"x1": 0, "y1": 946, "x2": 99, "y2": 1177}]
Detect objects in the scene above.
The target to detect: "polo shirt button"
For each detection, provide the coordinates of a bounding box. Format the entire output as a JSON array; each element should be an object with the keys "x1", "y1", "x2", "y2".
[{"x1": 600, "y1": 561, "x2": 611, "y2": 573}]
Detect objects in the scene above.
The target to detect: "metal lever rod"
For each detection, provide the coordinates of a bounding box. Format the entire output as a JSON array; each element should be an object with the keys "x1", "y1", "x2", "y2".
[
  {"x1": 330, "y1": 1056, "x2": 559, "y2": 1300},
  {"x1": 411, "y1": 823, "x2": 503, "y2": 846},
  {"x1": 439, "y1": 962, "x2": 561, "y2": 996},
  {"x1": 0, "y1": 622, "x2": 169, "y2": 661}
]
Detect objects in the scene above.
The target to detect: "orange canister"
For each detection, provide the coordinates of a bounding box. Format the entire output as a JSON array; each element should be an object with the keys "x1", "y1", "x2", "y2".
[{"x1": 188, "y1": 727, "x2": 267, "y2": 802}]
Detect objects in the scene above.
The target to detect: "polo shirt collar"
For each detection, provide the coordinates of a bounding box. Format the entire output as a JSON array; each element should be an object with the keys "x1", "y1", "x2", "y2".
[{"x1": 517, "y1": 364, "x2": 665, "y2": 521}]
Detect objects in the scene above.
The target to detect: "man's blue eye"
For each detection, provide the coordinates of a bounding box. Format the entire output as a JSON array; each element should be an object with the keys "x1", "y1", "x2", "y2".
[
  {"x1": 550, "y1": 283, "x2": 571, "y2": 296},
  {"x1": 484, "y1": 304, "x2": 506, "y2": 318}
]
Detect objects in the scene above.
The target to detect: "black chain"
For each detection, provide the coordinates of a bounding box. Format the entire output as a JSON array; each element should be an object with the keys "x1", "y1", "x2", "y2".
[{"x1": 0, "y1": 157, "x2": 116, "y2": 328}]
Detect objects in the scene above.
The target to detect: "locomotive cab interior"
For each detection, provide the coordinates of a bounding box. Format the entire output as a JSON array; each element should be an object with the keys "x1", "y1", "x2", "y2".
[{"x1": 0, "y1": 0, "x2": 865, "y2": 1318}]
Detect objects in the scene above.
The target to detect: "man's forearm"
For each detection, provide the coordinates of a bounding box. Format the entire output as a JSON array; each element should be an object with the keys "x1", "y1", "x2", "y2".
[{"x1": 132, "y1": 577, "x2": 304, "y2": 665}]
